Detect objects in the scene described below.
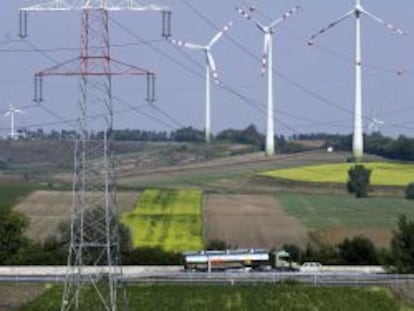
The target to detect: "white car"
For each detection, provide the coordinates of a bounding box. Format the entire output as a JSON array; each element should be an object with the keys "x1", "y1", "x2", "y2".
[{"x1": 300, "y1": 262, "x2": 322, "y2": 272}]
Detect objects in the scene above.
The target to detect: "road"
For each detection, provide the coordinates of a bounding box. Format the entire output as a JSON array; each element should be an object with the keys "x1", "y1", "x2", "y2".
[{"x1": 0, "y1": 266, "x2": 413, "y2": 287}]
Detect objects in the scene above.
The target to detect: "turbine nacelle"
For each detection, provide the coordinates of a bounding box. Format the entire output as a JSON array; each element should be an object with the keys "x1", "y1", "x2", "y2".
[
  {"x1": 308, "y1": 3, "x2": 406, "y2": 46},
  {"x1": 237, "y1": 5, "x2": 300, "y2": 75},
  {"x1": 169, "y1": 20, "x2": 233, "y2": 84},
  {"x1": 308, "y1": 0, "x2": 405, "y2": 160}
]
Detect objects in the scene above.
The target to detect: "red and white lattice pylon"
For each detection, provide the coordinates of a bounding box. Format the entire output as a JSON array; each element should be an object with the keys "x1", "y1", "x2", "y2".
[{"x1": 19, "y1": 1, "x2": 169, "y2": 311}]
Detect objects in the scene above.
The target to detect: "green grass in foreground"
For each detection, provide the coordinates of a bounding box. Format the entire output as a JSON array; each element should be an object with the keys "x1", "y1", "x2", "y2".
[
  {"x1": 261, "y1": 162, "x2": 414, "y2": 186},
  {"x1": 278, "y1": 193, "x2": 414, "y2": 230},
  {"x1": 16, "y1": 284, "x2": 413, "y2": 311},
  {"x1": 121, "y1": 189, "x2": 203, "y2": 251}
]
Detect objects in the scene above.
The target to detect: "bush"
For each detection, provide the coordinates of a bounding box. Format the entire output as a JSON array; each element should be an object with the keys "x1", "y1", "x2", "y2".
[
  {"x1": 206, "y1": 239, "x2": 234, "y2": 250},
  {"x1": 388, "y1": 215, "x2": 414, "y2": 273},
  {"x1": 347, "y1": 165, "x2": 372, "y2": 198},
  {"x1": 123, "y1": 247, "x2": 182, "y2": 265},
  {"x1": 337, "y1": 236, "x2": 379, "y2": 265},
  {"x1": 405, "y1": 183, "x2": 414, "y2": 199}
]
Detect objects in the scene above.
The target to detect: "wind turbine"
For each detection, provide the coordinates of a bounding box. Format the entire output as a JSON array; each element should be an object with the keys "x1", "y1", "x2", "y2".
[
  {"x1": 237, "y1": 5, "x2": 301, "y2": 157},
  {"x1": 4, "y1": 103, "x2": 23, "y2": 139},
  {"x1": 308, "y1": 0, "x2": 405, "y2": 161},
  {"x1": 368, "y1": 107, "x2": 384, "y2": 133},
  {"x1": 170, "y1": 21, "x2": 233, "y2": 144}
]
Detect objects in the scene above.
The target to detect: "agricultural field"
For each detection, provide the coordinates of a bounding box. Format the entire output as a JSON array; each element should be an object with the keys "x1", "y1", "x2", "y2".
[
  {"x1": 121, "y1": 189, "x2": 203, "y2": 251},
  {"x1": 15, "y1": 284, "x2": 414, "y2": 311},
  {"x1": 204, "y1": 194, "x2": 307, "y2": 248},
  {"x1": 261, "y1": 162, "x2": 414, "y2": 186},
  {"x1": 278, "y1": 193, "x2": 414, "y2": 247},
  {"x1": 0, "y1": 183, "x2": 37, "y2": 210},
  {"x1": 0, "y1": 283, "x2": 47, "y2": 311},
  {"x1": 117, "y1": 150, "x2": 350, "y2": 188},
  {"x1": 13, "y1": 190, "x2": 139, "y2": 242}
]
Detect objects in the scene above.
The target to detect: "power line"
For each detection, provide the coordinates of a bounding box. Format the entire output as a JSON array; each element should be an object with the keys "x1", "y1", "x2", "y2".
[
  {"x1": 0, "y1": 39, "x2": 164, "y2": 53},
  {"x1": 9, "y1": 38, "x2": 183, "y2": 131},
  {"x1": 178, "y1": 0, "x2": 411, "y2": 134}
]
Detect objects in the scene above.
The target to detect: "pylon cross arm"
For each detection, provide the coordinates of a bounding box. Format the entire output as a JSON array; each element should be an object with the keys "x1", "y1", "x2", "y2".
[
  {"x1": 35, "y1": 57, "x2": 154, "y2": 76},
  {"x1": 21, "y1": 0, "x2": 169, "y2": 11}
]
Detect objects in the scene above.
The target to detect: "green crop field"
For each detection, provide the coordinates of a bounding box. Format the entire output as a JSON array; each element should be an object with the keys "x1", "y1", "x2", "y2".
[
  {"x1": 121, "y1": 189, "x2": 203, "y2": 251},
  {"x1": 261, "y1": 162, "x2": 414, "y2": 186},
  {"x1": 16, "y1": 284, "x2": 413, "y2": 311},
  {"x1": 0, "y1": 183, "x2": 36, "y2": 210},
  {"x1": 278, "y1": 193, "x2": 414, "y2": 230}
]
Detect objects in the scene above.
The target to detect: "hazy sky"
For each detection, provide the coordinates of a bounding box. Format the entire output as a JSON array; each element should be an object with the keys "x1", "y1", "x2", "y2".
[{"x1": 0, "y1": 0, "x2": 413, "y2": 138}]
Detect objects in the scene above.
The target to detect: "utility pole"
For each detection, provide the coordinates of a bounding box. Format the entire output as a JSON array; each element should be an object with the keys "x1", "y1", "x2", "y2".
[{"x1": 19, "y1": 1, "x2": 171, "y2": 310}]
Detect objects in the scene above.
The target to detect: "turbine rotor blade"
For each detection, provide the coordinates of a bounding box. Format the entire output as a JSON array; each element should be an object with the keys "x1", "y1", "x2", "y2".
[
  {"x1": 308, "y1": 10, "x2": 354, "y2": 45},
  {"x1": 269, "y1": 5, "x2": 301, "y2": 29},
  {"x1": 208, "y1": 21, "x2": 233, "y2": 48},
  {"x1": 169, "y1": 38, "x2": 205, "y2": 50},
  {"x1": 261, "y1": 34, "x2": 270, "y2": 76},
  {"x1": 206, "y1": 51, "x2": 219, "y2": 84},
  {"x1": 4, "y1": 111, "x2": 11, "y2": 117},
  {"x1": 236, "y1": 6, "x2": 265, "y2": 32},
  {"x1": 236, "y1": 6, "x2": 254, "y2": 21},
  {"x1": 362, "y1": 9, "x2": 406, "y2": 35}
]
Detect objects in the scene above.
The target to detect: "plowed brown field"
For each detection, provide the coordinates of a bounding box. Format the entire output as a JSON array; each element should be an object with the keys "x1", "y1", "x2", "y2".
[
  {"x1": 14, "y1": 190, "x2": 139, "y2": 242},
  {"x1": 204, "y1": 194, "x2": 307, "y2": 249}
]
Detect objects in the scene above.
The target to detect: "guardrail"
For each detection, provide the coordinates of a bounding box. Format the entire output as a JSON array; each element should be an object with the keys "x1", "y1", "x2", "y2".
[{"x1": 0, "y1": 266, "x2": 413, "y2": 287}]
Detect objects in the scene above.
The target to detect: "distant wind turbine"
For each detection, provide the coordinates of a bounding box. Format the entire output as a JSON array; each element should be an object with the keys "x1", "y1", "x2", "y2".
[
  {"x1": 308, "y1": 0, "x2": 405, "y2": 161},
  {"x1": 170, "y1": 21, "x2": 233, "y2": 144},
  {"x1": 368, "y1": 107, "x2": 384, "y2": 133},
  {"x1": 237, "y1": 5, "x2": 301, "y2": 157},
  {"x1": 4, "y1": 103, "x2": 23, "y2": 139}
]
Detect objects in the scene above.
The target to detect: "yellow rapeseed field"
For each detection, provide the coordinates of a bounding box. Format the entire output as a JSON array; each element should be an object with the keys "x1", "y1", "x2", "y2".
[
  {"x1": 261, "y1": 162, "x2": 414, "y2": 186},
  {"x1": 121, "y1": 189, "x2": 203, "y2": 251}
]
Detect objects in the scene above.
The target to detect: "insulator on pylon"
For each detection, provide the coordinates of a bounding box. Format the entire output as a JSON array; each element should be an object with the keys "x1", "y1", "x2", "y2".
[
  {"x1": 33, "y1": 74, "x2": 44, "y2": 103},
  {"x1": 19, "y1": 11, "x2": 28, "y2": 39},
  {"x1": 162, "y1": 10, "x2": 172, "y2": 39},
  {"x1": 146, "y1": 73, "x2": 156, "y2": 103}
]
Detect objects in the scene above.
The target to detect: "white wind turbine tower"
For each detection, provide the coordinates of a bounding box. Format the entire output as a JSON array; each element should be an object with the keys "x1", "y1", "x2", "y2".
[
  {"x1": 308, "y1": 0, "x2": 405, "y2": 161},
  {"x1": 4, "y1": 103, "x2": 23, "y2": 139},
  {"x1": 237, "y1": 5, "x2": 301, "y2": 157},
  {"x1": 170, "y1": 21, "x2": 233, "y2": 144}
]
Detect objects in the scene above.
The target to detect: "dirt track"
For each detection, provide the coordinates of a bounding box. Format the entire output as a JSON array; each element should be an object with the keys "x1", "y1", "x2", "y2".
[
  {"x1": 14, "y1": 190, "x2": 139, "y2": 242},
  {"x1": 204, "y1": 194, "x2": 307, "y2": 249}
]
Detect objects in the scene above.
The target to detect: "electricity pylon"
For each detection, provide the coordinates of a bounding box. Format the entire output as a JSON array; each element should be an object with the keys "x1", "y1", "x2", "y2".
[{"x1": 19, "y1": 1, "x2": 170, "y2": 310}]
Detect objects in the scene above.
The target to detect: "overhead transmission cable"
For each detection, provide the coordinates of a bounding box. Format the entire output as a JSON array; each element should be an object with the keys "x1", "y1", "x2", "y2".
[
  {"x1": 12, "y1": 38, "x2": 181, "y2": 131},
  {"x1": 179, "y1": 0, "x2": 411, "y2": 134}
]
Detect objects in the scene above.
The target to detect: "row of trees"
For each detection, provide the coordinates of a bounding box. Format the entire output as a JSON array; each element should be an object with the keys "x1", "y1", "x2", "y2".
[
  {"x1": 12, "y1": 129, "x2": 414, "y2": 161},
  {"x1": 14, "y1": 125, "x2": 275, "y2": 145},
  {"x1": 283, "y1": 215, "x2": 414, "y2": 273},
  {"x1": 317, "y1": 132, "x2": 414, "y2": 162},
  {"x1": 9, "y1": 125, "x2": 311, "y2": 154}
]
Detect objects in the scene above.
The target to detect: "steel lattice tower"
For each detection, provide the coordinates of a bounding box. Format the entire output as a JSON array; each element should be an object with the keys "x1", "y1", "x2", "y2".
[{"x1": 19, "y1": 1, "x2": 170, "y2": 310}]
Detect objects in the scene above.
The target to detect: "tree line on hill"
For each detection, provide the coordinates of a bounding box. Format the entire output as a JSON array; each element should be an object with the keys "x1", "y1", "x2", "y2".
[
  {"x1": 11, "y1": 128, "x2": 414, "y2": 161},
  {"x1": 298, "y1": 132, "x2": 414, "y2": 162},
  {"x1": 11, "y1": 125, "x2": 310, "y2": 154}
]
